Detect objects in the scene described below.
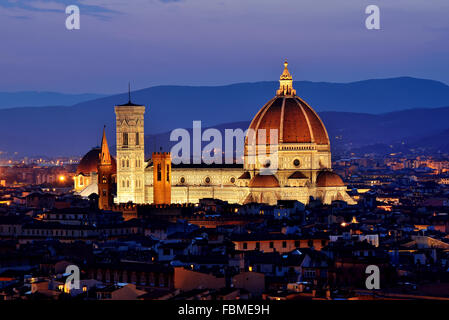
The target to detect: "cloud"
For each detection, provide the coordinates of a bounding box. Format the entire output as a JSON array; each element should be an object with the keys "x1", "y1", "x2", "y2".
[{"x1": 0, "y1": 0, "x2": 118, "y2": 16}]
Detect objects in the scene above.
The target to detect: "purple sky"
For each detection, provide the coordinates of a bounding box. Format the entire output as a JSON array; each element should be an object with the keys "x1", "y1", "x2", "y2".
[{"x1": 1, "y1": 0, "x2": 448, "y2": 94}]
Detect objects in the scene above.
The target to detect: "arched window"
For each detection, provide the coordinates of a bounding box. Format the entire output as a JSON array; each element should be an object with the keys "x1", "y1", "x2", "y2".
[
  {"x1": 127, "y1": 180, "x2": 130, "y2": 188},
  {"x1": 123, "y1": 132, "x2": 128, "y2": 146},
  {"x1": 157, "y1": 163, "x2": 161, "y2": 181},
  {"x1": 127, "y1": 159, "x2": 130, "y2": 167}
]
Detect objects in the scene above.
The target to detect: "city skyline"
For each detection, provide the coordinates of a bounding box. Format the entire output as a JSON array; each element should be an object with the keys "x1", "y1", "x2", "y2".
[{"x1": 1, "y1": 0, "x2": 449, "y2": 306}]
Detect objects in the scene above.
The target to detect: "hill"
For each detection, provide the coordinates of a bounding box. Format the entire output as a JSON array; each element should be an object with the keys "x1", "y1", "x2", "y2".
[{"x1": 1, "y1": 77, "x2": 449, "y2": 157}]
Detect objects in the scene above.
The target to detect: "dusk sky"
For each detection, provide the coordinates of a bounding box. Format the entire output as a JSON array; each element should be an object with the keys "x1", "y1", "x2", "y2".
[{"x1": 1, "y1": 0, "x2": 448, "y2": 94}]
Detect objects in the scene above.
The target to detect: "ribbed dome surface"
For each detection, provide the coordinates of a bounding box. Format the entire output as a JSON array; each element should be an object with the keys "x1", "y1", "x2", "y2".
[
  {"x1": 248, "y1": 96, "x2": 330, "y2": 145},
  {"x1": 316, "y1": 171, "x2": 344, "y2": 187},
  {"x1": 76, "y1": 148, "x2": 116, "y2": 175}
]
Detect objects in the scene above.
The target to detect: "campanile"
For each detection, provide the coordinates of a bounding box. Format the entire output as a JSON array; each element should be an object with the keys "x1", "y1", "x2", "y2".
[{"x1": 115, "y1": 94, "x2": 146, "y2": 204}]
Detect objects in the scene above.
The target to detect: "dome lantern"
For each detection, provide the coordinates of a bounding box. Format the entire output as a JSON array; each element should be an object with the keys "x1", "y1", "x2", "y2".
[{"x1": 276, "y1": 60, "x2": 296, "y2": 96}]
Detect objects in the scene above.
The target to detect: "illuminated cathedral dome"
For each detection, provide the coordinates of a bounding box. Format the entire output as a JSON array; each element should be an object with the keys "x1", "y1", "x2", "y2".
[
  {"x1": 76, "y1": 147, "x2": 116, "y2": 175},
  {"x1": 247, "y1": 61, "x2": 329, "y2": 145},
  {"x1": 316, "y1": 170, "x2": 344, "y2": 187}
]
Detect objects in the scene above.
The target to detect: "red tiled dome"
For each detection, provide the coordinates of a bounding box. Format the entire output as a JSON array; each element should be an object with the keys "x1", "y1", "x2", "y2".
[
  {"x1": 76, "y1": 148, "x2": 116, "y2": 175},
  {"x1": 247, "y1": 96, "x2": 330, "y2": 145},
  {"x1": 316, "y1": 171, "x2": 344, "y2": 187},
  {"x1": 249, "y1": 174, "x2": 280, "y2": 188}
]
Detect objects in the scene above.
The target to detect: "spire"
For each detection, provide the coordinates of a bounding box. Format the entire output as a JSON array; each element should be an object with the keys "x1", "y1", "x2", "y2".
[
  {"x1": 276, "y1": 60, "x2": 296, "y2": 96},
  {"x1": 100, "y1": 126, "x2": 112, "y2": 165}
]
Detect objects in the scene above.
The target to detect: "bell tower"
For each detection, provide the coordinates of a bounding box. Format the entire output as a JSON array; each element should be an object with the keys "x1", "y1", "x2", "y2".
[
  {"x1": 115, "y1": 87, "x2": 146, "y2": 204},
  {"x1": 98, "y1": 126, "x2": 114, "y2": 210},
  {"x1": 152, "y1": 152, "x2": 171, "y2": 204}
]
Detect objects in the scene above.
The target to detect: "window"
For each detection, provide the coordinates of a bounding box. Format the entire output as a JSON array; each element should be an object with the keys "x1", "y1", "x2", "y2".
[
  {"x1": 295, "y1": 240, "x2": 300, "y2": 247},
  {"x1": 166, "y1": 164, "x2": 170, "y2": 182},
  {"x1": 269, "y1": 241, "x2": 274, "y2": 249},
  {"x1": 127, "y1": 180, "x2": 130, "y2": 188},
  {"x1": 136, "y1": 132, "x2": 139, "y2": 146},
  {"x1": 308, "y1": 239, "x2": 314, "y2": 247},
  {"x1": 243, "y1": 242, "x2": 247, "y2": 250},
  {"x1": 263, "y1": 160, "x2": 271, "y2": 168},
  {"x1": 123, "y1": 133, "x2": 128, "y2": 146},
  {"x1": 282, "y1": 241, "x2": 287, "y2": 248},
  {"x1": 126, "y1": 159, "x2": 129, "y2": 167},
  {"x1": 157, "y1": 163, "x2": 161, "y2": 181},
  {"x1": 304, "y1": 270, "x2": 316, "y2": 279},
  {"x1": 255, "y1": 242, "x2": 260, "y2": 249}
]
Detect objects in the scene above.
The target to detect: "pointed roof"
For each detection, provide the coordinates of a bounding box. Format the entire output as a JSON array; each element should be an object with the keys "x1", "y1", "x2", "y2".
[
  {"x1": 280, "y1": 60, "x2": 292, "y2": 80},
  {"x1": 100, "y1": 126, "x2": 112, "y2": 165}
]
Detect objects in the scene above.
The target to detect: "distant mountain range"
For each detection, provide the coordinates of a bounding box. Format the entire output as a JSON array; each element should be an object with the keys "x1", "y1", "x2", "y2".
[
  {"x1": 1, "y1": 77, "x2": 449, "y2": 157},
  {"x1": 0, "y1": 91, "x2": 106, "y2": 109}
]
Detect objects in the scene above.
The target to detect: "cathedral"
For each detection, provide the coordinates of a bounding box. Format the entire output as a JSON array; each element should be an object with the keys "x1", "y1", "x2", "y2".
[{"x1": 74, "y1": 62, "x2": 355, "y2": 206}]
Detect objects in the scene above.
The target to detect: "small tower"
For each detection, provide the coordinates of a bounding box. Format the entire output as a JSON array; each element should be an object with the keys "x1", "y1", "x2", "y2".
[
  {"x1": 115, "y1": 85, "x2": 146, "y2": 204},
  {"x1": 98, "y1": 126, "x2": 114, "y2": 210},
  {"x1": 152, "y1": 152, "x2": 171, "y2": 204}
]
